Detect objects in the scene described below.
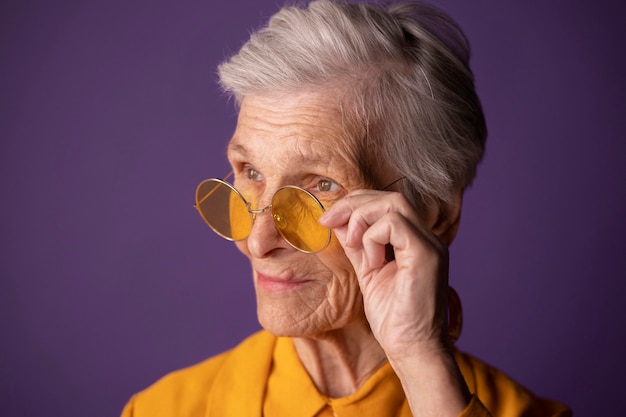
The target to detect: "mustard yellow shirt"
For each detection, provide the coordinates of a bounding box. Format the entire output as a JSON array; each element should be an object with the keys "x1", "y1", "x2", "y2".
[
  {"x1": 121, "y1": 330, "x2": 570, "y2": 417},
  {"x1": 264, "y1": 336, "x2": 409, "y2": 416}
]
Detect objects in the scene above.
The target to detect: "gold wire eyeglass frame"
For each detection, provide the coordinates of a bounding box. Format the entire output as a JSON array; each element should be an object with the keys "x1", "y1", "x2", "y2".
[{"x1": 194, "y1": 173, "x2": 405, "y2": 254}]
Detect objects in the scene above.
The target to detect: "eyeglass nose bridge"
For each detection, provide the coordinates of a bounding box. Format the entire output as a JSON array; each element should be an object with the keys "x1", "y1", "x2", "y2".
[
  {"x1": 246, "y1": 200, "x2": 289, "y2": 232},
  {"x1": 246, "y1": 202, "x2": 272, "y2": 220}
]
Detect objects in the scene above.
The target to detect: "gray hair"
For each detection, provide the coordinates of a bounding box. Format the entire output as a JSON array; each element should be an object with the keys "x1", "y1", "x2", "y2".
[{"x1": 218, "y1": 0, "x2": 486, "y2": 209}]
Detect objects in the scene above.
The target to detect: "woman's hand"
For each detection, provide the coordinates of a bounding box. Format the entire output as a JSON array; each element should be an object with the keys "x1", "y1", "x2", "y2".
[
  {"x1": 319, "y1": 189, "x2": 449, "y2": 357},
  {"x1": 318, "y1": 189, "x2": 470, "y2": 416}
]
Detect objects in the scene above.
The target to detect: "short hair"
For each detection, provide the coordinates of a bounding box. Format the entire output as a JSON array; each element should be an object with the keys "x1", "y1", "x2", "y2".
[{"x1": 218, "y1": 0, "x2": 486, "y2": 209}]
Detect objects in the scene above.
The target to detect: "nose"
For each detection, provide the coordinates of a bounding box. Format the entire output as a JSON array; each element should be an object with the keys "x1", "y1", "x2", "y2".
[{"x1": 245, "y1": 193, "x2": 288, "y2": 258}]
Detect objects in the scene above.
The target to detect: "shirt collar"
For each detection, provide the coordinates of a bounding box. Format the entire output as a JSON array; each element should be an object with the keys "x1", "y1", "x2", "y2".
[{"x1": 264, "y1": 337, "x2": 410, "y2": 417}]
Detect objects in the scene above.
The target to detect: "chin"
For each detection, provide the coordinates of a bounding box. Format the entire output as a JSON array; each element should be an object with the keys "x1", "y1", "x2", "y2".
[
  {"x1": 256, "y1": 303, "x2": 363, "y2": 340},
  {"x1": 256, "y1": 305, "x2": 316, "y2": 338}
]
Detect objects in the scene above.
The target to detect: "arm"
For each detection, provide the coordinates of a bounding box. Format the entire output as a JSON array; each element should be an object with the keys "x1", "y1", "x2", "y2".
[{"x1": 319, "y1": 189, "x2": 572, "y2": 417}]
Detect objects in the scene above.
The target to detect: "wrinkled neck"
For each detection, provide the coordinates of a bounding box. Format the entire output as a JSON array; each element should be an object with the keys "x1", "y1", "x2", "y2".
[{"x1": 292, "y1": 321, "x2": 388, "y2": 398}]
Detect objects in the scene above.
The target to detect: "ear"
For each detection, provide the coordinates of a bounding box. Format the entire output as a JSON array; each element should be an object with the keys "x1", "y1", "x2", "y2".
[{"x1": 425, "y1": 191, "x2": 464, "y2": 246}]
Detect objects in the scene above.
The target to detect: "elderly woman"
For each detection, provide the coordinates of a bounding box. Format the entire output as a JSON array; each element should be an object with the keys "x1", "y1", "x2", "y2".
[{"x1": 122, "y1": 1, "x2": 570, "y2": 416}]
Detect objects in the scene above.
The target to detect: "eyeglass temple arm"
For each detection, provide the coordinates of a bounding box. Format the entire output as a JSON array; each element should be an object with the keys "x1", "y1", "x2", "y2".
[
  {"x1": 381, "y1": 177, "x2": 406, "y2": 191},
  {"x1": 194, "y1": 171, "x2": 236, "y2": 208}
]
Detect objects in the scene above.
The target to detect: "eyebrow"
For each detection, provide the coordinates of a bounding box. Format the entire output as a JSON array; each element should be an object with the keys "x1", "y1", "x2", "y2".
[
  {"x1": 227, "y1": 140, "x2": 250, "y2": 158},
  {"x1": 228, "y1": 138, "x2": 326, "y2": 166}
]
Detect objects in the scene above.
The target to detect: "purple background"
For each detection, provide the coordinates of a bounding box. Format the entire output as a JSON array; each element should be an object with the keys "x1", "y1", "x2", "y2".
[{"x1": 2, "y1": 1, "x2": 625, "y2": 416}]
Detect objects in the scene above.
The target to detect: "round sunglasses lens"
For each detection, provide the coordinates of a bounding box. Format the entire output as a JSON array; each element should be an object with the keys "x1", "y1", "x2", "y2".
[
  {"x1": 271, "y1": 187, "x2": 330, "y2": 253},
  {"x1": 195, "y1": 180, "x2": 251, "y2": 241}
]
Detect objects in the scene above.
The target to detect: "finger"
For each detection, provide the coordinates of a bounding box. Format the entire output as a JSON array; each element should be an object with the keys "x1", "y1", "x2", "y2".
[
  {"x1": 339, "y1": 212, "x2": 425, "y2": 283},
  {"x1": 341, "y1": 192, "x2": 429, "y2": 249},
  {"x1": 359, "y1": 212, "x2": 431, "y2": 271},
  {"x1": 318, "y1": 190, "x2": 384, "y2": 228},
  {"x1": 321, "y1": 190, "x2": 420, "y2": 238}
]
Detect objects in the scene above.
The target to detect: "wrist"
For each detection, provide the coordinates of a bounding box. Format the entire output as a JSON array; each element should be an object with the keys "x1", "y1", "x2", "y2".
[{"x1": 388, "y1": 347, "x2": 470, "y2": 417}]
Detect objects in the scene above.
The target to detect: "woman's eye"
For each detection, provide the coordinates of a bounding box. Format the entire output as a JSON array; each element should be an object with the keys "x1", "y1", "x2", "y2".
[
  {"x1": 316, "y1": 179, "x2": 339, "y2": 192},
  {"x1": 246, "y1": 168, "x2": 261, "y2": 181}
]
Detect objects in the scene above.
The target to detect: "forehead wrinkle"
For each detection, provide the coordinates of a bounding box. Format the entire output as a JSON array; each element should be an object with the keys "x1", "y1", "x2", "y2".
[
  {"x1": 230, "y1": 126, "x2": 343, "y2": 169},
  {"x1": 286, "y1": 135, "x2": 325, "y2": 166},
  {"x1": 229, "y1": 135, "x2": 324, "y2": 166},
  {"x1": 241, "y1": 94, "x2": 348, "y2": 143},
  {"x1": 230, "y1": 94, "x2": 362, "y2": 182}
]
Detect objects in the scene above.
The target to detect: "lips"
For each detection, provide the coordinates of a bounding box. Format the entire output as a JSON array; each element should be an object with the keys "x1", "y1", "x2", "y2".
[{"x1": 255, "y1": 271, "x2": 310, "y2": 292}]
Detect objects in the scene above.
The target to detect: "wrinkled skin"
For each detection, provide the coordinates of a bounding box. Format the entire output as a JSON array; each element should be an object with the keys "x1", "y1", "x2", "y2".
[{"x1": 228, "y1": 93, "x2": 469, "y2": 415}]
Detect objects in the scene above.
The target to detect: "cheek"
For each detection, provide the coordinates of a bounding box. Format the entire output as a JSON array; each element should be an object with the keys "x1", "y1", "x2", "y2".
[
  {"x1": 318, "y1": 238, "x2": 351, "y2": 269},
  {"x1": 318, "y1": 239, "x2": 361, "y2": 306}
]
